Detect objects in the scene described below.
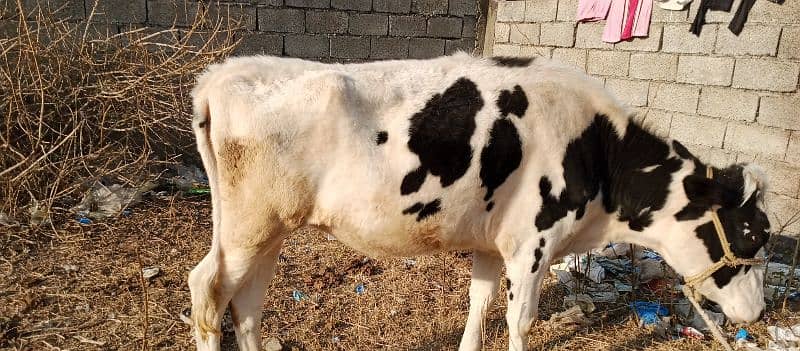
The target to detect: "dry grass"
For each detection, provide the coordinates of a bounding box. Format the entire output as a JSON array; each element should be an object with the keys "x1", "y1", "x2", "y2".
[
  {"x1": 1, "y1": 196, "x2": 797, "y2": 351},
  {"x1": 0, "y1": 0, "x2": 237, "y2": 218}
]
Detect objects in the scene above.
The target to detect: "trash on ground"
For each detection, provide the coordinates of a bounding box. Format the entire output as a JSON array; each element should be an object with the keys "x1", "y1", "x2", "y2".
[
  {"x1": 71, "y1": 181, "x2": 155, "y2": 219},
  {"x1": 643, "y1": 278, "x2": 671, "y2": 294},
  {"x1": 631, "y1": 301, "x2": 669, "y2": 326},
  {"x1": 768, "y1": 325, "x2": 800, "y2": 343},
  {"x1": 765, "y1": 263, "x2": 800, "y2": 286},
  {"x1": 674, "y1": 299, "x2": 692, "y2": 319},
  {"x1": 28, "y1": 199, "x2": 50, "y2": 226},
  {"x1": 679, "y1": 325, "x2": 705, "y2": 340},
  {"x1": 170, "y1": 164, "x2": 209, "y2": 193},
  {"x1": 736, "y1": 328, "x2": 753, "y2": 341},
  {"x1": 78, "y1": 217, "x2": 91, "y2": 224},
  {"x1": 614, "y1": 281, "x2": 633, "y2": 292},
  {"x1": 688, "y1": 308, "x2": 725, "y2": 331},
  {"x1": 595, "y1": 257, "x2": 633, "y2": 277},
  {"x1": 292, "y1": 290, "x2": 306, "y2": 301},
  {"x1": 564, "y1": 294, "x2": 595, "y2": 313},
  {"x1": 263, "y1": 337, "x2": 282, "y2": 351},
  {"x1": 584, "y1": 282, "x2": 619, "y2": 302},
  {"x1": 563, "y1": 253, "x2": 606, "y2": 283},
  {"x1": 142, "y1": 266, "x2": 160, "y2": 280},
  {"x1": 548, "y1": 305, "x2": 590, "y2": 327},
  {"x1": 403, "y1": 258, "x2": 417, "y2": 268},
  {"x1": 639, "y1": 258, "x2": 670, "y2": 282},
  {"x1": 355, "y1": 283, "x2": 366, "y2": 295}
]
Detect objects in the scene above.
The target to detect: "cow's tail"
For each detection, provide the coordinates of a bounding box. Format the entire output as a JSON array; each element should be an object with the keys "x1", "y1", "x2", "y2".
[{"x1": 188, "y1": 78, "x2": 224, "y2": 340}]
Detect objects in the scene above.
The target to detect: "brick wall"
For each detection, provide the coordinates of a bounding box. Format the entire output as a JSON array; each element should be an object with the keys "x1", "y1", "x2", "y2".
[
  {"x1": 489, "y1": 0, "x2": 800, "y2": 235},
  {"x1": 0, "y1": 0, "x2": 478, "y2": 61}
]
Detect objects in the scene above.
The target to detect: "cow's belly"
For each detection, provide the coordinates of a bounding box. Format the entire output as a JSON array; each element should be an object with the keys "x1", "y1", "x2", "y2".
[{"x1": 307, "y1": 205, "x2": 477, "y2": 257}]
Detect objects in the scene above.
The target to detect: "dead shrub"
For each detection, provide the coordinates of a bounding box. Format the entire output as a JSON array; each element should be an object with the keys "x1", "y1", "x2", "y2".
[{"x1": 0, "y1": 1, "x2": 240, "y2": 219}]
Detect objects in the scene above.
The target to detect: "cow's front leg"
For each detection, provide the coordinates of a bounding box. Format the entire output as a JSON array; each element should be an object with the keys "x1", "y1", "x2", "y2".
[
  {"x1": 458, "y1": 251, "x2": 503, "y2": 351},
  {"x1": 504, "y1": 236, "x2": 550, "y2": 351}
]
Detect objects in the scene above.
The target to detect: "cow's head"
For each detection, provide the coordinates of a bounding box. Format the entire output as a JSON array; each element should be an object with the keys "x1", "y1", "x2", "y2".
[{"x1": 659, "y1": 160, "x2": 771, "y2": 323}]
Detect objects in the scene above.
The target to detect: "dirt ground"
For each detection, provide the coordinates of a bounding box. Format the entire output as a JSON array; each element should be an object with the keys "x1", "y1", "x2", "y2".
[{"x1": 1, "y1": 194, "x2": 797, "y2": 351}]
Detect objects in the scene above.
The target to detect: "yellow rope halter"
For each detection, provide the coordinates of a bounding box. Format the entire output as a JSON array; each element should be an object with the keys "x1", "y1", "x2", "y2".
[{"x1": 680, "y1": 167, "x2": 765, "y2": 351}]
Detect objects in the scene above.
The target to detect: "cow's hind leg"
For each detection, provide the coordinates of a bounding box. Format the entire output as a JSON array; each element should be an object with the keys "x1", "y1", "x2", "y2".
[
  {"x1": 188, "y1": 216, "x2": 287, "y2": 351},
  {"x1": 230, "y1": 243, "x2": 283, "y2": 351},
  {"x1": 458, "y1": 251, "x2": 503, "y2": 351},
  {"x1": 503, "y1": 236, "x2": 551, "y2": 351}
]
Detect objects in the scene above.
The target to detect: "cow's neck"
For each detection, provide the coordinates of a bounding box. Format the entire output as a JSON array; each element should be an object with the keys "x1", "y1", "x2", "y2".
[{"x1": 573, "y1": 115, "x2": 701, "y2": 261}]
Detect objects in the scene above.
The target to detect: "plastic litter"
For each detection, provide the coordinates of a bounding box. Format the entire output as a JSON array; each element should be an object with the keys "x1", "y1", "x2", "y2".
[
  {"x1": 765, "y1": 263, "x2": 800, "y2": 286},
  {"x1": 403, "y1": 258, "x2": 417, "y2": 268},
  {"x1": 564, "y1": 294, "x2": 595, "y2": 313},
  {"x1": 614, "y1": 281, "x2": 633, "y2": 292},
  {"x1": 292, "y1": 290, "x2": 306, "y2": 301},
  {"x1": 548, "y1": 305, "x2": 590, "y2": 327},
  {"x1": 631, "y1": 301, "x2": 669, "y2": 326},
  {"x1": 71, "y1": 181, "x2": 155, "y2": 219},
  {"x1": 355, "y1": 283, "x2": 366, "y2": 295},
  {"x1": 584, "y1": 282, "x2": 619, "y2": 302},
  {"x1": 78, "y1": 217, "x2": 91, "y2": 224},
  {"x1": 639, "y1": 258, "x2": 669, "y2": 282},
  {"x1": 28, "y1": 199, "x2": 50, "y2": 226},
  {"x1": 170, "y1": 165, "x2": 209, "y2": 194},
  {"x1": 688, "y1": 308, "x2": 725, "y2": 331},
  {"x1": 736, "y1": 328, "x2": 753, "y2": 341},
  {"x1": 768, "y1": 325, "x2": 800, "y2": 343},
  {"x1": 142, "y1": 267, "x2": 160, "y2": 280},
  {"x1": 680, "y1": 326, "x2": 705, "y2": 340}
]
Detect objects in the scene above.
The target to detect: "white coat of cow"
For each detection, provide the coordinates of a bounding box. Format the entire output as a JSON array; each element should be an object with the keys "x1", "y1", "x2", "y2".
[{"x1": 188, "y1": 53, "x2": 771, "y2": 351}]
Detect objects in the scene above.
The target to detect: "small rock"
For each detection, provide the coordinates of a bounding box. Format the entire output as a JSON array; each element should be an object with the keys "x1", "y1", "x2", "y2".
[
  {"x1": 142, "y1": 267, "x2": 160, "y2": 279},
  {"x1": 61, "y1": 264, "x2": 79, "y2": 273},
  {"x1": 263, "y1": 337, "x2": 282, "y2": 351},
  {"x1": 403, "y1": 258, "x2": 417, "y2": 268}
]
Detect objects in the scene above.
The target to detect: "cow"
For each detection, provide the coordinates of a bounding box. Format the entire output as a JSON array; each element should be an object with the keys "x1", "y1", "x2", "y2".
[{"x1": 187, "y1": 53, "x2": 772, "y2": 351}]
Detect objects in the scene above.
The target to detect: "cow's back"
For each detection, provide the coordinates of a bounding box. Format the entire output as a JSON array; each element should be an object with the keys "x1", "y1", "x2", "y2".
[{"x1": 192, "y1": 53, "x2": 629, "y2": 257}]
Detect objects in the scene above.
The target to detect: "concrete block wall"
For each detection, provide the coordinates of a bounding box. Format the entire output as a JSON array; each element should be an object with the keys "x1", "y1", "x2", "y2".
[
  {"x1": 0, "y1": 0, "x2": 478, "y2": 61},
  {"x1": 491, "y1": 0, "x2": 800, "y2": 235}
]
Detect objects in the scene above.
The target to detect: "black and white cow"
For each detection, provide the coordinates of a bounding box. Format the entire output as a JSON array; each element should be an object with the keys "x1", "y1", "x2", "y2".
[{"x1": 188, "y1": 53, "x2": 771, "y2": 351}]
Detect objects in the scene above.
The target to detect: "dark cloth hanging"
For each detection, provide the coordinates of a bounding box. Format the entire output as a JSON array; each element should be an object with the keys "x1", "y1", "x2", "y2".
[
  {"x1": 728, "y1": 0, "x2": 756, "y2": 34},
  {"x1": 690, "y1": 0, "x2": 783, "y2": 36},
  {"x1": 689, "y1": 0, "x2": 733, "y2": 35}
]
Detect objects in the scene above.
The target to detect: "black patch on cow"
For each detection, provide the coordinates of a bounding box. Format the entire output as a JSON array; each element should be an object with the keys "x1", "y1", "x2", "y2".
[
  {"x1": 479, "y1": 118, "x2": 523, "y2": 201},
  {"x1": 497, "y1": 85, "x2": 528, "y2": 118},
  {"x1": 534, "y1": 115, "x2": 684, "y2": 232},
  {"x1": 531, "y1": 238, "x2": 546, "y2": 273},
  {"x1": 402, "y1": 199, "x2": 442, "y2": 222},
  {"x1": 198, "y1": 120, "x2": 207, "y2": 128},
  {"x1": 403, "y1": 202, "x2": 424, "y2": 215},
  {"x1": 401, "y1": 166, "x2": 427, "y2": 195},
  {"x1": 491, "y1": 56, "x2": 534, "y2": 67},
  {"x1": 505, "y1": 278, "x2": 511, "y2": 288},
  {"x1": 376, "y1": 131, "x2": 388, "y2": 145},
  {"x1": 535, "y1": 177, "x2": 570, "y2": 231},
  {"x1": 508, "y1": 291, "x2": 513, "y2": 300},
  {"x1": 486, "y1": 201, "x2": 495, "y2": 212},
  {"x1": 402, "y1": 78, "x2": 484, "y2": 195}
]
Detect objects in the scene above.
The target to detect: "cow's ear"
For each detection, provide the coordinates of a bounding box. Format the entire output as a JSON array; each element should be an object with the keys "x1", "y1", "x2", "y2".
[
  {"x1": 683, "y1": 173, "x2": 740, "y2": 209},
  {"x1": 740, "y1": 163, "x2": 768, "y2": 206}
]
